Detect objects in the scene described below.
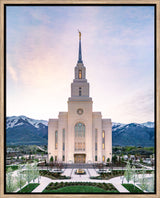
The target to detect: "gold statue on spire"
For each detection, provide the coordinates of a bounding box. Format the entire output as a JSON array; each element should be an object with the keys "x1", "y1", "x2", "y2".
[{"x1": 78, "y1": 29, "x2": 81, "y2": 39}]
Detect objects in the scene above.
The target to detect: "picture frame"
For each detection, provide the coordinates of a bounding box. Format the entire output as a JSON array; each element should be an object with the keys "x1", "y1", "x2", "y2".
[{"x1": 0, "y1": 0, "x2": 159, "y2": 198}]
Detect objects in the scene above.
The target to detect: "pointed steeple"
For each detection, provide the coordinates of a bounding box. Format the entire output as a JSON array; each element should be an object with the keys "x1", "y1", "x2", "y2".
[
  {"x1": 78, "y1": 30, "x2": 83, "y2": 63},
  {"x1": 68, "y1": 31, "x2": 92, "y2": 102}
]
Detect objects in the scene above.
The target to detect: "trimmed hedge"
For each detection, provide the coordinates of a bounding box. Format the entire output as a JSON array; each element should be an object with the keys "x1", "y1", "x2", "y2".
[{"x1": 122, "y1": 184, "x2": 143, "y2": 193}]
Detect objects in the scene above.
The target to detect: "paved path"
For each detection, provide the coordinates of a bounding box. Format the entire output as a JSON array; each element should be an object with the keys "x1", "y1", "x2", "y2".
[
  {"x1": 88, "y1": 169, "x2": 99, "y2": 177},
  {"x1": 112, "y1": 183, "x2": 128, "y2": 193},
  {"x1": 28, "y1": 172, "x2": 154, "y2": 193},
  {"x1": 32, "y1": 173, "x2": 129, "y2": 193},
  {"x1": 32, "y1": 177, "x2": 52, "y2": 193},
  {"x1": 61, "y1": 168, "x2": 72, "y2": 177}
]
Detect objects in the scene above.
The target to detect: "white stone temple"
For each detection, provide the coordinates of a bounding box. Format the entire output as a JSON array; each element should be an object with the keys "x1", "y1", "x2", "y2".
[{"x1": 48, "y1": 32, "x2": 112, "y2": 163}]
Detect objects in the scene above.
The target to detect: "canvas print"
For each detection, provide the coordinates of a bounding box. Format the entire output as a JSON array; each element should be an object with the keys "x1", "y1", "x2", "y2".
[{"x1": 6, "y1": 5, "x2": 155, "y2": 194}]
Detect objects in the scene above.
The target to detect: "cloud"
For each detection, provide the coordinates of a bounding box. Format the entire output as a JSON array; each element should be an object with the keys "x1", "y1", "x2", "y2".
[
  {"x1": 7, "y1": 64, "x2": 18, "y2": 83},
  {"x1": 6, "y1": 6, "x2": 154, "y2": 122},
  {"x1": 113, "y1": 88, "x2": 154, "y2": 123}
]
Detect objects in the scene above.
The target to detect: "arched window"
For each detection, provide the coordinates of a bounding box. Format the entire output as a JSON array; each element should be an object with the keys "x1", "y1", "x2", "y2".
[
  {"x1": 75, "y1": 123, "x2": 85, "y2": 137},
  {"x1": 102, "y1": 130, "x2": 105, "y2": 150},
  {"x1": 75, "y1": 123, "x2": 85, "y2": 151},
  {"x1": 95, "y1": 129, "x2": 97, "y2": 151},
  {"x1": 79, "y1": 87, "x2": 82, "y2": 96},
  {"x1": 79, "y1": 70, "x2": 82, "y2": 79},
  {"x1": 62, "y1": 129, "x2": 65, "y2": 151},
  {"x1": 55, "y1": 130, "x2": 58, "y2": 149}
]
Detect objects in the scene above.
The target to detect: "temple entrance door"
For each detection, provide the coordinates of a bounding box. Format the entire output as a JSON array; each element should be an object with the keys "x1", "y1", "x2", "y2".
[{"x1": 74, "y1": 154, "x2": 85, "y2": 163}]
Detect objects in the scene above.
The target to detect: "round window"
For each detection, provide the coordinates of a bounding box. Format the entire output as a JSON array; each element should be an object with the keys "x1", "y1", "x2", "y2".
[{"x1": 77, "y1": 108, "x2": 83, "y2": 115}]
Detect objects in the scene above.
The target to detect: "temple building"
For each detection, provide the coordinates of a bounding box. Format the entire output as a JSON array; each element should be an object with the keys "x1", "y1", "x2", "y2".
[{"x1": 48, "y1": 32, "x2": 112, "y2": 163}]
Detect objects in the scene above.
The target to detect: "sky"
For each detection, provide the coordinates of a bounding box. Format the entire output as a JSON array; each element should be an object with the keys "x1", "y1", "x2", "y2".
[{"x1": 6, "y1": 5, "x2": 155, "y2": 123}]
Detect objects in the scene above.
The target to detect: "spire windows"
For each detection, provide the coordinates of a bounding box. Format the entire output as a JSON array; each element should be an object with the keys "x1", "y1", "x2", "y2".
[
  {"x1": 79, "y1": 87, "x2": 82, "y2": 96},
  {"x1": 78, "y1": 70, "x2": 82, "y2": 79}
]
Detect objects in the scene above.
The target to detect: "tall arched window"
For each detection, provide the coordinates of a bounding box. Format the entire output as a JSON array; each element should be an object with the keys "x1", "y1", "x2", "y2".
[
  {"x1": 78, "y1": 70, "x2": 82, "y2": 79},
  {"x1": 62, "y1": 129, "x2": 65, "y2": 151},
  {"x1": 95, "y1": 129, "x2": 98, "y2": 151},
  {"x1": 102, "y1": 130, "x2": 105, "y2": 150},
  {"x1": 75, "y1": 123, "x2": 85, "y2": 137},
  {"x1": 75, "y1": 123, "x2": 85, "y2": 151},
  {"x1": 55, "y1": 130, "x2": 58, "y2": 149}
]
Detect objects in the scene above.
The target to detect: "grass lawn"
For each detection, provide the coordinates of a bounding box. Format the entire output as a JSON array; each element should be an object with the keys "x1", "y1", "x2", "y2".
[
  {"x1": 43, "y1": 185, "x2": 117, "y2": 193},
  {"x1": 18, "y1": 183, "x2": 40, "y2": 193},
  {"x1": 43, "y1": 182, "x2": 119, "y2": 193},
  {"x1": 122, "y1": 184, "x2": 143, "y2": 193}
]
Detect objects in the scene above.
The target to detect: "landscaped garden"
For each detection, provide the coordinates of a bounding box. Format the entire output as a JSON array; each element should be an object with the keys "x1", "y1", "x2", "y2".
[
  {"x1": 6, "y1": 161, "x2": 40, "y2": 192},
  {"x1": 18, "y1": 183, "x2": 39, "y2": 193},
  {"x1": 43, "y1": 182, "x2": 119, "y2": 193},
  {"x1": 90, "y1": 170, "x2": 125, "y2": 180},
  {"x1": 39, "y1": 170, "x2": 71, "y2": 179}
]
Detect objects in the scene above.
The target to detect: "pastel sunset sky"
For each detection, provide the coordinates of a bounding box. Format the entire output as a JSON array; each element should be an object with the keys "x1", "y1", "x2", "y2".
[{"x1": 6, "y1": 5, "x2": 154, "y2": 123}]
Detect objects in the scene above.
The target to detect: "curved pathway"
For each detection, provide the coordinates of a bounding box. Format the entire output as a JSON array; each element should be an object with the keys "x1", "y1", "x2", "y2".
[{"x1": 32, "y1": 168, "x2": 129, "y2": 193}]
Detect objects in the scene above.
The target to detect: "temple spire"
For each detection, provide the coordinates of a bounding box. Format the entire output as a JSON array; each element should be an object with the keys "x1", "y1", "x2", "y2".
[{"x1": 78, "y1": 30, "x2": 83, "y2": 63}]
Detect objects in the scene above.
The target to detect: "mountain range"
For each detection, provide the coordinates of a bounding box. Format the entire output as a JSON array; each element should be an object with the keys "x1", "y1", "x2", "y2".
[{"x1": 6, "y1": 116, "x2": 155, "y2": 147}]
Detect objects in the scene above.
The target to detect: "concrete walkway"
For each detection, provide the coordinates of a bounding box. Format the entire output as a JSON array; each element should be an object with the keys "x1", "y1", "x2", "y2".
[
  {"x1": 61, "y1": 168, "x2": 72, "y2": 177},
  {"x1": 88, "y1": 168, "x2": 99, "y2": 177},
  {"x1": 32, "y1": 172, "x2": 129, "y2": 193},
  {"x1": 32, "y1": 177, "x2": 52, "y2": 193}
]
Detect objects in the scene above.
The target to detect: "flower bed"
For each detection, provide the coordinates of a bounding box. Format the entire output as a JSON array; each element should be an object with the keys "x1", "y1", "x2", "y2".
[{"x1": 39, "y1": 170, "x2": 71, "y2": 179}]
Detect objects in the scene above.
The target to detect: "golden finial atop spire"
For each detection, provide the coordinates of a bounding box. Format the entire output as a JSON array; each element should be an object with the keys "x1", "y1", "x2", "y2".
[{"x1": 78, "y1": 29, "x2": 81, "y2": 40}]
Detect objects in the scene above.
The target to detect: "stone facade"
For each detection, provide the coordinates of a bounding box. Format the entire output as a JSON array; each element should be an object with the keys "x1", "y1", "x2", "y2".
[{"x1": 48, "y1": 33, "x2": 112, "y2": 163}]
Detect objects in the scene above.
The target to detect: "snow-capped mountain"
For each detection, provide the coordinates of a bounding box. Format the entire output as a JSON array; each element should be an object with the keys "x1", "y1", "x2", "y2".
[
  {"x1": 112, "y1": 122, "x2": 154, "y2": 147},
  {"x1": 7, "y1": 115, "x2": 48, "y2": 129},
  {"x1": 140, "y1": 121, "x2": 154, "y2": 128},
  {"x1": 6, "y1": 116, "x2": 48, "y2": 145},
  {"x1": 6, "y1": 116, "x2": 154, "y2": 146},
  {"x1": 112, "y1": 122, "x2": 126, "y2": 131},
  {"x1": 112, "y1": 121, "x2": 154, "y2": 129}
]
